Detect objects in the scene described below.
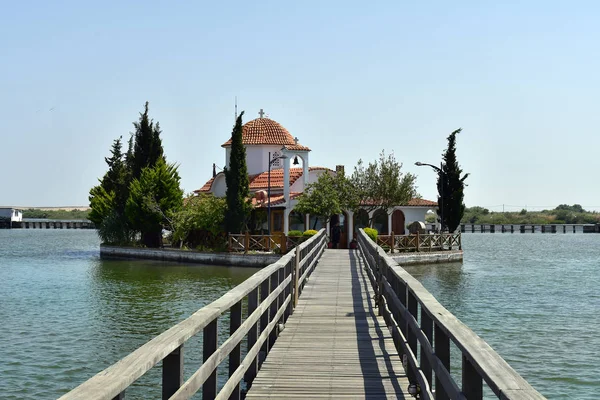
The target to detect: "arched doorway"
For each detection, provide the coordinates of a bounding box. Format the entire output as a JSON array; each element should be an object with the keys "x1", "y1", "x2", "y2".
[
  {"x1": 353, "y1": 209, "x2": 369, "y2": 231},
  {"x1": 288, "y1": 211, "x2": 305, "y2": 232},
  {"x1": 373, "y1": 210, "x2": 388, "y2": 234},
  {"x1": 330, "y1": 213, "x2": 349, "y2": 249},
  {"x1": 392, "y1": 209, "x2": 405, "y2": 235}
]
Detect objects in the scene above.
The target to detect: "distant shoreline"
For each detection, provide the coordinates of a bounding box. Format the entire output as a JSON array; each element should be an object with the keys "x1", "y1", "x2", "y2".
[{"x1": 0, "y1": 206, "x2": 90, "y2": 211}]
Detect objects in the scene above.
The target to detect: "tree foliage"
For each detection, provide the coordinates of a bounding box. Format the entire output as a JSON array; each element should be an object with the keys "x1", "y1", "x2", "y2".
[
  {"x1": 295, "y1": 171, "x2": 354, "y2": 226},
  {"x1": 171, "y1": 194, "x2": 227, "y2": 248},
  {"x1": 224, "y1": 112, "x2": 251, "y2": 233},
  {"x1": 350, "y1": 151, "x2": 417, "y2": 224},
  {"x1": 126, "y1": 159, "x2": 183, "y2": 248},
  {"x1": 130, "y1": 101, "x2": 164, "y2": 180},
  {"x1": 89, "y1": 102, "x2": 183, "y2": 247},
  {"x1": 438, "y1": 129, "x2": 469, "y2": 233}
]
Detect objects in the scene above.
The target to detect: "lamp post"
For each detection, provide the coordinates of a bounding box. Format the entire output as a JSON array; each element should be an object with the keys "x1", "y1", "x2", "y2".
[
  {"x1": 415, "y1": 161, "x2": 445, "y2": 232},
  {"x1": 267, "y1": 150, "x2": 288, "y2": 236}
]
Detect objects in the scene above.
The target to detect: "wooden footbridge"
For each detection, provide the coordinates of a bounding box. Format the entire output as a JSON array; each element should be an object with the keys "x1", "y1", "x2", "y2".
[{"x1": 60, "y1": 229, "x2": 545, "y2": 400}]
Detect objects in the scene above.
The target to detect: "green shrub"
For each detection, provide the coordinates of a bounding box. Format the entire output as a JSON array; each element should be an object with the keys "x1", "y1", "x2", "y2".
[
  {"x1": 288, "y1": 230, "x2": 303, "y2": 237},
  {"x1": 303, "y1": 229, "x2": 318, "y2": 237},
  {"x1": 364, "y1": 227, "x2": 378, "y2": 242}
]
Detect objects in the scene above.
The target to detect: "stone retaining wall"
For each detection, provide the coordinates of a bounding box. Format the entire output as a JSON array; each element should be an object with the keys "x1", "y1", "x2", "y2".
[
  {"x1": 392, "y1": 250, "x2": 463, "y2": 266},
  {"x1": 100, "y1": 245, "x2": 280, "y2": 268}
]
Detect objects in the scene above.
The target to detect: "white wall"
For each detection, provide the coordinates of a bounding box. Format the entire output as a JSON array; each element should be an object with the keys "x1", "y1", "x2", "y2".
[
  {"x1": 400, "y1": 207, "x2": 433, "y2": 228},
  {"x1": 0, "y1": 209, "x2": 22, "y2": 222},
  {"x1": 12, "y1": 210, "x2": 22, "y2": 222},
  {"x1": 289, "y1": 169, "x2": 328, "y2": 193},
  {"x1": 224, "y1": 145, "x2": 286, "y2": 176},
  {"x1": 211, "y1": 174, "x2": 227, "y2": 197}
]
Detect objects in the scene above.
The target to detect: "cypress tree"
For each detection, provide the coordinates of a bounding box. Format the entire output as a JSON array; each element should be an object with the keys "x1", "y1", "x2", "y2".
[
  {"x1": 438, "y1": 129, "x2": 469, "y2": 233},
  {"x1": 130, "y1": 101, "x2": 164, "y2": 179},
  {"x1": 224, "y1": 112, "x2": 251, "y2": 233}
]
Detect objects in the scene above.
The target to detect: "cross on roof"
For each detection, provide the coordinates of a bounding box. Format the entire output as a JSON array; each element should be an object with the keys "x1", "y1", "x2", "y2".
[{"x1": 258, "y1": 109, "x2": 265, "y2": 118}]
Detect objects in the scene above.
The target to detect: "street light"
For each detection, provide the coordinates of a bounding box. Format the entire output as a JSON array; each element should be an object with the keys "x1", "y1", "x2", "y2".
[
  {"x1": 268, "y1": 150, "x2": 288, "y2": 236},
  {"x1": 415, "y1": 161, "x2": 445, "y2": 232}
]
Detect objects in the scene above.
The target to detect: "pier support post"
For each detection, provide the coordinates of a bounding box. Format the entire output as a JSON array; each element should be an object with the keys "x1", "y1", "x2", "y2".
[
  {"x1": 162, "y1": 345, "x2": 183, "y2": 399},
  {"x1": 202, "y1": 320, "x2": 218, "y2": 400},
  {"x1": 245, "y1": 288, "x2": 259, "y2": 387},
  {"x1": 462, "y1": 354, "x2": 483, "y2": 399},
  {"x1": 435, "y1": 324, "x2": 451, "y2": 400},
  {"x1": 228, "y1": 301, "x2": 242, "y2": 400}
]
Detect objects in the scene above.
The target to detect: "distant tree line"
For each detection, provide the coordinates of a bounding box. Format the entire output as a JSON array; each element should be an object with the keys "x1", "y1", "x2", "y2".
[
  {"x1": 22, "y1": 209, "x2": 90, "y2": 220},
  {"x1": 458, "y1": 204, "x2": 600, "y2": 225}
]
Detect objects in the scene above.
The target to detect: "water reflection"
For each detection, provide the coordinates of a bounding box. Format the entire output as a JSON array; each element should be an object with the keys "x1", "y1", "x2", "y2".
[{"x1": 402, "y1": 261, "x2": 468, "y2": 311}]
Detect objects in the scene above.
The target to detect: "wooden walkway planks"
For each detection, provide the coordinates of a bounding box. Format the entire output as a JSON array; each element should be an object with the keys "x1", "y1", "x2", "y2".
[{"x1": 246, "y1": 249, "x2": 410, "y2": 399}]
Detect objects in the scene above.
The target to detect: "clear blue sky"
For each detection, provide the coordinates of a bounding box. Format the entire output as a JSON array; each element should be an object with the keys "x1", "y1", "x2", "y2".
[{"x1": 2, "y1": 1, "x2": 600, "y2": 211}]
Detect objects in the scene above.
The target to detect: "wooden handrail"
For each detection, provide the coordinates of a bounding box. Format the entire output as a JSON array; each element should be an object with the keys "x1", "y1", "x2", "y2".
[
  {"x1": 357, "y1": 229, "x2": 545, "y2": 400},
  {"x1": 60, "y1": 229, "x2": 327, "y2": 400}
]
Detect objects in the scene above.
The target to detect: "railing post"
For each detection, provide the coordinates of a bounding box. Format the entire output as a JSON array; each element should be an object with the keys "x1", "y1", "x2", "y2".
[
  {"x1": 462, "y1": 354, "x2": 483, "y2": 399},
  {"x1": 458, "y1": 232, "x2": 462, "y2": 250},
  {"x1": 162, "y1": 344, "x2": 183, "y2": 399},
  {"x1": 407, "y1": 291, "x2": 418, "y2": 384},
  {"x1": 278, "y1": 264, "x2": 285, "y2": 326},
  {"x1": 268, "y1": 270, "x2": 279, "y2": 349},
  {"x1": 390, "y1": 231, "x2": 395, "y2": 253},
  {"x1": 285, "y1": 259, "x2": 293, "y2": 321},
  {"x1": 202, "y1": 320, "x2": 218, "y2": 400},
  {"x1": 244, "y1": 231, "x2": 250, "y2": 254},
  {"x1": 434, "y1": 324, "x2": 450, "y2": 400},
  {"x1": 259, "y1": 278, "x2": 270, "y2": 361},
  {"x1": 280, "y1": 234, "x2": 287, "y2": 254},
  {"x1": 245, "y1": 287, "x2": 259, "y2": 387},
  {"x1": 294, "y1": 247, "x2": 300, "y2": 308},
  {"x1": 421, "y1": 311, "x2": 433, "y2": 388},
  {"x1": 229, "y1": 300, "x2": 242, "y2": 400},
  {"x1": 416, "y1": 231, "x2": 420, "y2": 252}
]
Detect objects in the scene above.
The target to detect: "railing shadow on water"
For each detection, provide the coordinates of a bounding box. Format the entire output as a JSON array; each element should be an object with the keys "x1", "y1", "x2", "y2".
[
  {"x1": 59, "y1": 229, "x2": 327, "y2": 400},
  {"x1": 357, "y1": 228, "x2": 546, "y2": 400}
]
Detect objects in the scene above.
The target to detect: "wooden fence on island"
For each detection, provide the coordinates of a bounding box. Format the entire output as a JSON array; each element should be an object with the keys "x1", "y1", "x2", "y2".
[
  {"x1": 228, "y1": 233, "x2": 308, "y2": 254},
  {"x1": 60, "y1": 228, "x2": 544, "y2": 400},
  {"x1": 378, "y1": 232, "x2": 462, "y2": 253}
]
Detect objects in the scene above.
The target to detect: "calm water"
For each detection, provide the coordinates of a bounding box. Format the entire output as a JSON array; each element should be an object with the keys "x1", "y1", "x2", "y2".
[
  {"x1": 404, "y1": 234, "x2": 600, "y2": 400},
  {"x1": 1, "y1": 231, "x2": 598, "y2": 399},
  {"x1": 0, "y1": 229, "x2": 259, "y2": 399}
]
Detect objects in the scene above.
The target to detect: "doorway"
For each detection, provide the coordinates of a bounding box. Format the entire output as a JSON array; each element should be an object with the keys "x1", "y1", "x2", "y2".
[
  {"x1": 330, "y1": 213, "x2": 348, "y2": 249},
  {"x1": 392, "y1": 210, "x2": 405, "y2": 235}
]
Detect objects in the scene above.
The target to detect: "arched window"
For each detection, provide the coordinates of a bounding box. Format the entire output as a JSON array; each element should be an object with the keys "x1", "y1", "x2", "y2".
[
  {"x1": 289, "y1": 211, "x2": 305, "y2": 232},
  {"x1": 309, "y1": 215, "x2": 325, "y2": 231},
  {"x1": 373, "y1": 210, "x2": 388, "y2": 235},
  {"x1": 353, "y1": 209, "x2": 370, "y2": 231}
]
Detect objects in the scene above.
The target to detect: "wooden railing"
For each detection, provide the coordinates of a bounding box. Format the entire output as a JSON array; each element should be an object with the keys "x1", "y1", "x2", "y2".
[
  {"x1": 60, "y1": 229, "x2": 327, "y2": 400},
  {"x1": 228, "y1": 233, "x2": 309, "y2": 254},
  {"x1": 357, "y1": 229, "x2": 545, "y2": 400},
  {"x1": 377, "y1": 232, "x2": 462, "y2": 253}
]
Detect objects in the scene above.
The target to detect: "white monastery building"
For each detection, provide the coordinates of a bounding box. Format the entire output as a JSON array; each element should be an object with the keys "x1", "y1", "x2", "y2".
[{"x1": 196, "y1": 111, "x2": 436, "y2": 248}]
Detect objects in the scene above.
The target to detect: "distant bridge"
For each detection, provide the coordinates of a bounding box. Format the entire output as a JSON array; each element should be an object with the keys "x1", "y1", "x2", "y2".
[
  {"x1": 60, "y1": 229, "x2": 545, "y2": 400},
  {"x1": 461, "y1": 223, "x2": 600, "y2": 233},
  {"x1": 13, "y1": 219, "x2": 94, "y2": 229}
]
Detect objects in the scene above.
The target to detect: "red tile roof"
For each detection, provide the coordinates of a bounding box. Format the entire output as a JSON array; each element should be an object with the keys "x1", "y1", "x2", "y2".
[
  {"x1": 252, "y1": 192, "x2": 302, "y2": 207},
  {"x1": 195, "y1": 167, "x2": 332, "y2": 193},
  {"x1": 221, "y1": 118, "x2": 310, "y2": 151},
  {"x1": 406, "y1": 198, "x2": 438, "y2": 207}
]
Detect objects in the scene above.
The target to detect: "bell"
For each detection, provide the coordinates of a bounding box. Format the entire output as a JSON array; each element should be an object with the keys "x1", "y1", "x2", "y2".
[{"x1": 293, "y1": 156, "x2": 299, "y2": 165}]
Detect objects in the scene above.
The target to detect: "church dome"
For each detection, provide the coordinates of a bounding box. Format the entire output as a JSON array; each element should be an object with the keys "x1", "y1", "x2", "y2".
[{"x1": 221, "y1": 117, "x2": 310, "y2": 151}]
